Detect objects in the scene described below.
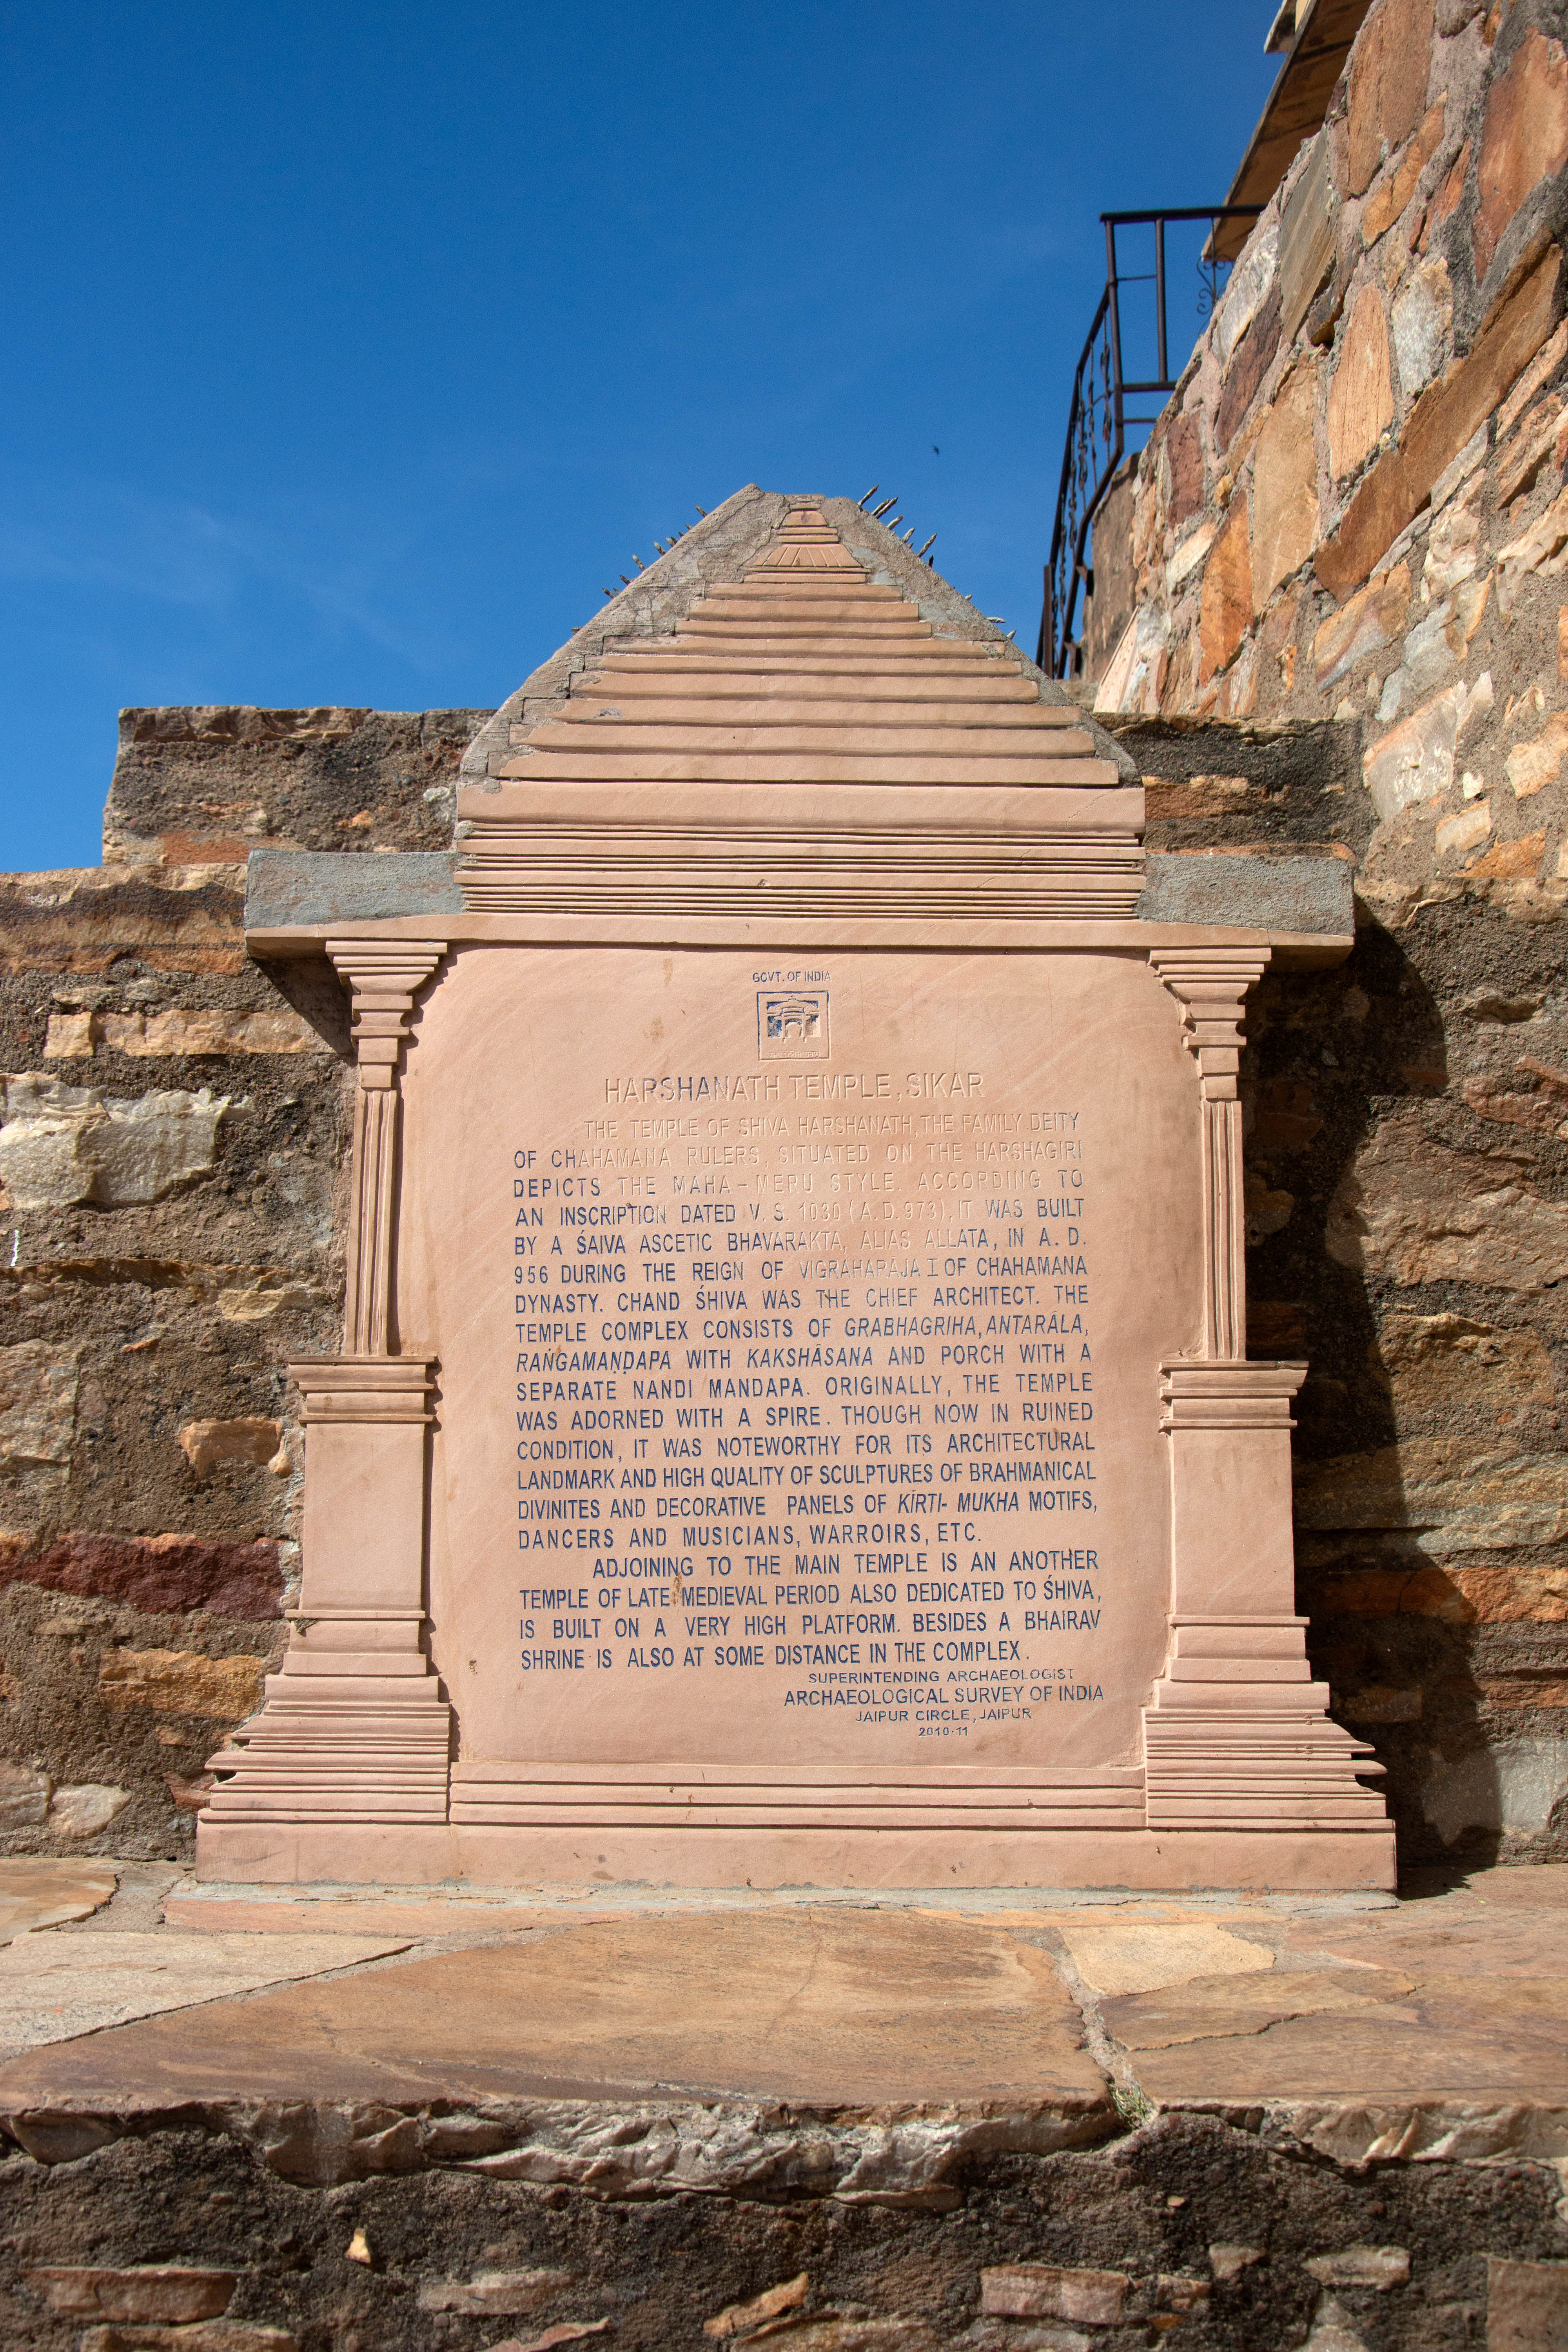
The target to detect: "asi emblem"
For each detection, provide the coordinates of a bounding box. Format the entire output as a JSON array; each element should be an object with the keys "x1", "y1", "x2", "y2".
[{"x1": 758, "y1": 989, "x2": 829, "y2": 1060}]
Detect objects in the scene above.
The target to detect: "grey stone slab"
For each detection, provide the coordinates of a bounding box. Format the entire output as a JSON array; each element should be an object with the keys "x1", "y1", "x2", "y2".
[
  {"x1": 245, "y1": 850, "x2": 463, "y2": 931},
  {"x1": 1138, "y1": 852, "x2": 1355, "y2": 935}
]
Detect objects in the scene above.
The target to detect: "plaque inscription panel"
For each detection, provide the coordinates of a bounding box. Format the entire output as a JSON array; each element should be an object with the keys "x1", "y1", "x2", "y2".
[{"x1": 400, "y1": 946, "x2": 1201, "y2": 1783}]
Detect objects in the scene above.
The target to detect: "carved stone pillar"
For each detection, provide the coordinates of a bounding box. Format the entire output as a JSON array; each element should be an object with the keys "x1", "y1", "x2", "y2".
[
  {"x1": 201, "y1": 943, "x2": 452, "y2": 1837},
  {"x1": 1142, "y1": 951, "x2": 1388, "y2": 1841}
]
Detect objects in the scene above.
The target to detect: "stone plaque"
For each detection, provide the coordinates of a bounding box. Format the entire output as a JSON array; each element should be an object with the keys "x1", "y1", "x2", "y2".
[{"x1": 204, "y1": 492, "x2": 1392, "y2": 1888}]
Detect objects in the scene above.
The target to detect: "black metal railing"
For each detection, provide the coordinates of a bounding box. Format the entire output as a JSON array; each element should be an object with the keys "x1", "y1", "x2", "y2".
[{"x1": 1039, "y1": 207, "x2": 1262, "y2": 680}]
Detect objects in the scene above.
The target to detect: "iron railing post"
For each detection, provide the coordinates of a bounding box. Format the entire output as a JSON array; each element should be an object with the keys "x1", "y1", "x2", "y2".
[
  {"x1": 1040, "y1": 205, "x2": 1263, "y2": 679},
  {"x1": 1154, "y1": 216, "x2": 1168, "y2": 388}
]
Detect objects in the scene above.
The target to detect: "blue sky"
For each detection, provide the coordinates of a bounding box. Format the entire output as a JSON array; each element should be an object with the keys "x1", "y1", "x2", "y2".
[{"x1": 1, "y1": 4, "x2": 1277, "y2": 871}]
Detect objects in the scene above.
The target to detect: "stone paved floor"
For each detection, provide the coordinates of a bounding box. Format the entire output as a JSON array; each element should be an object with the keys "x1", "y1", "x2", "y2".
[{"x1": 1, "y1": 1863, "x2": 1566, "y2": 2347}]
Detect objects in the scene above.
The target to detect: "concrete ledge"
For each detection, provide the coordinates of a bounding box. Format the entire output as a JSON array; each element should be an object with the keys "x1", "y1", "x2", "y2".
[
  {"x1": 246, "y1": 846, "x2": 1357, "y2": 943},
  {"x1": 1138, "y1": 850, "x2": 1356, "y2": 934},
  {"x1": 245, "y1": 849, "x2": 463, "y2": 931}
]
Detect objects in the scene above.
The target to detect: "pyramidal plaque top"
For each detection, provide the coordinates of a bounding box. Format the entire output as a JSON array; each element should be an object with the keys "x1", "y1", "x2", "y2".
[{"x1": 209, "y1": 489, "x2": 1392, "y2": 1890}]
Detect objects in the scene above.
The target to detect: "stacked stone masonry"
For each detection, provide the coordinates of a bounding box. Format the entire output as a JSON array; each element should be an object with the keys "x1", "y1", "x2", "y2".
[
  {"x1": 0, "y1": 714, "x2": 480, "y2": 1859},
  {"x1": 1081, "y1": 0, "x2": 1568, "y2": 1865}
]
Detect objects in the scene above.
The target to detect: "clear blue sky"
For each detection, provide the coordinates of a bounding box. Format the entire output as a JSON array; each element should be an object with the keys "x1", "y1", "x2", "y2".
[{"x1": 1, "y1": 3, "x2": 1276, "y2": 871}]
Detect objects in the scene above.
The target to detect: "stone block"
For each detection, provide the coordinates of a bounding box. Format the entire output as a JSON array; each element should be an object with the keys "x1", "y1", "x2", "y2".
[
  {"x1": 1198, "y1": 503, "x2": 1253, "y2": 679},
  {"x1": 1476, "y1": 29, "x2": 1568, "y2": 279},
  {"x1": 1487, "y1": 2253, "x2": 1568, "y2": 2348},
  {"x1": 25, "y1": 2266, "x2": 235, "y2": 2321},
  {"x1": 1281, "y1": 134, "x2": 1337, "y2": 339},
  {"x1": 1316, "y1": 246, "x2": 1561, "y2": 597},
  {"x1": 99, "y1": 1009, "x2": 328, "y2": 1056},
  {"x1": 1347, "y1": 0, "x2": 1435, "y2": 195},
  {"x1": 1391, "y1": 259, "x2": 1453, "y2": 399},
  {"x1": 1362, "y1": 685, "x2": 1460, "y2": 816},
  {"x1": 1304, "y1": 2245, "x2": 1411, "y2": 2288},
  {"x1": 703, "y1": 2271, "x2": 809, "y2": 2336},
  {"x1": 1363, "y1": 97, "x2": 1447, "y2": 244},
  {"x1": 0, "y1": 1341, "x2": 79, "y2": 1466},
  {"x1": 44, "y1": 1011, "x2": 94, "y2": 1058},
  {"x1": 78, "y1": 2329, "x2": 297, "y2": 2352},
  {"x1": 1218, "y1": 287, "x2": 1283, "y2": 452},
  {"x1": 1373, "y1": 1311, "x2": 1556, "y2": 1425},
  {"x1": 981, "y1": 2266, "x2": 1128, "y2": 2325},
  {"x1": 0, "y1": 1531, "x2": 283, "y2": 1619},
  {"x1": 177, "y1": 1418, "x2": 283, "y2": 1477},
  {"x1": 1165, "y1": 412, "x2": 1206, "y2": 526},
  {"x1": 1254, "y1": 364, "x2": 1322, "y2": 606},
  {"x1": 1136, "y1": 851, "x2": 1355, "y2": 935},
  {"x1": 244, "y1": 848, "x2": 464, "y2": 930},
  {"x1": 419, "y1": 2268, "x2": 575, "y2": 2316},
  {"x1": 97, "y1": 1648, "x2": 267, "y2": 1719},
  {"x1": 0, "y1": 863, "x2": 245, "y2": 979},
  {"x1": 1505, "y1": 712, "x2": 1568, "y2": 795},
  {"x1": 1496, "y1": 481, "x2": 1568, "y2": 614},
  {"x1": 0, "y1": 1076, "x2": 227, "y2": 1208},
  {"x1": 1209, "y1": 2246, "x2": 1267, "y2": 2283},
  {"x1": 1325, "y1": 1107, "x2": 1568, "y2": 1289},
  {"x1": 47, "y1": 1784, "x2": 130, "y2": 1837},
  {"x1": 1328, "y1": 286, "x2": 1395, "y2": 479},
  {"x1": 1315, "y1": 563, "x2": 1412, "y2": 684},
  {"x1": 0, "y1": 1759, "x2": 51, "y2": 1828}
]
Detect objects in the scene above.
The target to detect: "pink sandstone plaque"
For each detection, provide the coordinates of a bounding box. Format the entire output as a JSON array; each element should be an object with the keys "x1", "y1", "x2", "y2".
[{"x1": 202, "y1": 494, "x2": 1394, "y2": 1889}]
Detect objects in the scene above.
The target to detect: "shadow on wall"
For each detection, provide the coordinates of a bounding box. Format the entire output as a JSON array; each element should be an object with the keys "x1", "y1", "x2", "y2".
[{"x1": 1120, "y1": 713, "x2": 1568, "y2": 1870}]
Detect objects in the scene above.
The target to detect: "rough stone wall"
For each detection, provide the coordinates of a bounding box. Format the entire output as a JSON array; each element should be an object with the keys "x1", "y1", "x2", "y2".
[
  {"x1": 0, "y1": 713, "x2": 482, "y2": 1859},
  {"x1": 1088, "y1": 0, "x2": 1568, "y2": 1864}
]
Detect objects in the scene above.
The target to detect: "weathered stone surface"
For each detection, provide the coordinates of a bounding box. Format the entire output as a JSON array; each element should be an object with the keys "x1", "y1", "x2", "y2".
[
  {"x1": 1165, "y1": 412, "x2": 1205, "y2": 525},
  {"x1": 1506, "y1": 710, "x2": 1568, "y2": 795},
  {"x1": 1214, "y1": 222, "x2": 1279, "y2": 369},
  {"x1": 1328, "y1": 285, "x2": 1395, "y2": 478},
  {"x1": 47, "y1": 1784, "x2": 129, "y2": 1837},
  {"x1": 1198, "y1": 503, "x2": 1253, "y2": 679},
  {"x1": 104, "y1": 708, "x2": 482, "y2": 866},
  {"x1": 1303, "y1": 2246, "x2": 1411, "y2": 2289},
  {"x1": 25, "y1": 2265, "x2": 235, "y2": 2321},
  {"x1": 0, "y1": 1076, "x2": 227, "y2": 1209},
  {"x1": 1316, "y1": 247, "x2": 1561, "y2": 596},
  {"x1": 1324, "y1": 1109, "x2": 1568, "y2": 1288},
  {"x1": 1391, "y1": 258, "x2": 1452, "y2": 399},
  {"x1": 1281, "y1": 134, "x2": 1338, "y2": 338},
  {"x1": 1424, "y1": 479, "x2": 1485, "y2": 593},
  {"x1": 980, "y1": 2267, "x2": 1127, "y2": 2325},
  {"x1": 1495, "y1": 395, "x2": 1567, "y2": 504},
  {"x1": 78, "y1": 2325, "x2": 299, "y2": 2352},
  {"x1": 0, "y1": 1855, "x2": 117, "y2": 1940},
  {"x1": 1370, "y1": 1312, "x2": 1557, "y2": 1425},
  {"x1": 1217, "y1": 287, "x2": 1283, "y2": 451},
  {"x1": 1487, "y1": 2255, "x2": 1568, "y2": 2349},
  {"x1": 1296, "y1": 1438, "x2": 1568, "y2": 1552},
  {"x1": 1363, "y1": 97, "x2": 1447, "y2": 244},
  {"x1": 1314, "y1": 563, "x2": 1412, "y2": 684},
  {"x1": 1362, "y1": 684, "x2": 1460, "y2": 815},
  {"x1": 1137, "y1": 852, "x2": 1356, "y2": 934},
  {"x1": 1253, "y1": 365, "x2": 1322, "y2": 607},
  {"x1": 0, "y1": 1341, "x2": 78, "y2": 1467},
  {"x1": 177, "y1": 1419, "x2": 282, "y2": 1477},
  {"x1": 1475, "y1": 28, "x2": 1568, "y2": 279},
  {"x1": 97, "y1": 1648, "x2": 267, "y2": 1720},
  {"x1": 1497, "y1": 478, "x2": 1568, "y2": 613},
  {"x1": 0, "y1": 1760, "x2": 49, "y2": 1829},
  {"x1": 97, "y1": 1009, "x2": 328, "y2": 1058},
  {"x1": 703, "y1": 2272, "x2": 809, "y2": 2337},
  {"x1": 418, "y1": 2269, "x2": 575, "y2": 2316},
  {"x1": 0, "y1": 1532, "x2": 282, "y2": 1618},
  {"x1": 1347, "y1": 0, "x2": 1435, "y2": 195},
  {"x1": 0, "y1": 864, "x2": 244, "y2": 978},
  {"x1": 244, "y1": 847, "x2": 464, "y2": 931}
]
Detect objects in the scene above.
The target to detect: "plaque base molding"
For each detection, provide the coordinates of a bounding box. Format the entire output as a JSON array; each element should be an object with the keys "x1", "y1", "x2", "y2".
[{"x1": 194, "y1": 1818, "x2": 1395, "y2": 1890}]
